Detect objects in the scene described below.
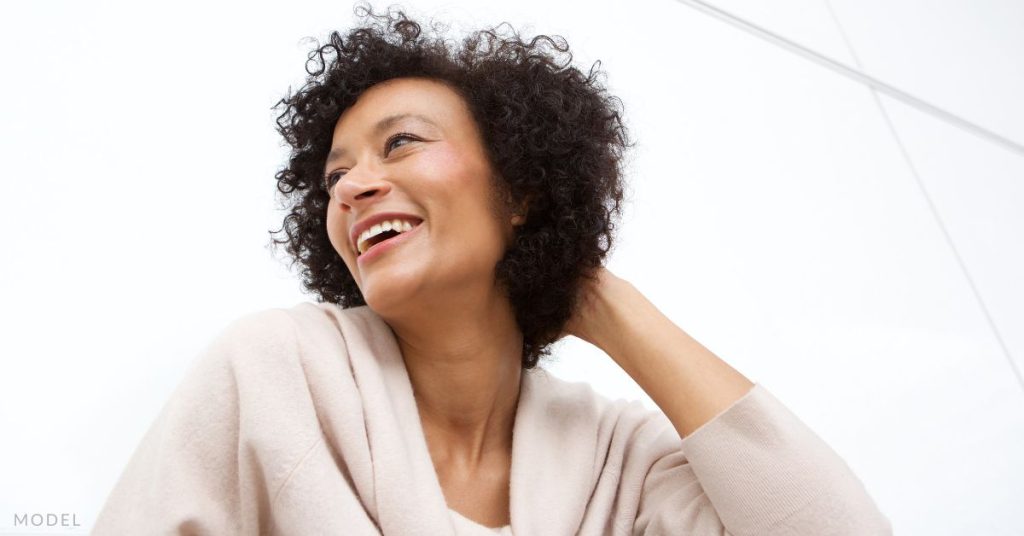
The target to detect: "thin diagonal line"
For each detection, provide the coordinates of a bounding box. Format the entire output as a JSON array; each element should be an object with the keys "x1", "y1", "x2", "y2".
[
  {"x1": 670, "y1": 0, "x2": 1024, "y2": 158},
  {"x1": 819, "y1": 0, "x2": 1024, "y2": 393}
]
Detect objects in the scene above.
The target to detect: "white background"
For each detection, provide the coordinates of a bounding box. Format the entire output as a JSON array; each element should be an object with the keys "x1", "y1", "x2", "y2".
[{"x1": 1, "y1": 0, "x2": 1022, "y2": 534}]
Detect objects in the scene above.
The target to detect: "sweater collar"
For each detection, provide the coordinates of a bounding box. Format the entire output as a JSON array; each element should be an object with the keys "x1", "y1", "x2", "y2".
[{"x1": 333, "y1": 304, "x2": 600, "y2": 536}]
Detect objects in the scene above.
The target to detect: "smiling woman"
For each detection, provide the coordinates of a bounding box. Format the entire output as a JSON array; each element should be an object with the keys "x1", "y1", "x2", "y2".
[
  {"x1": 321, "y1": 77, "x2": 520, "y2": 322},
  {"x1": 269, "y1": 4, "x2": 631, "y2": 370},
  {"x1": 90, "y1": 3, "x2": 892, "y2": 535}
]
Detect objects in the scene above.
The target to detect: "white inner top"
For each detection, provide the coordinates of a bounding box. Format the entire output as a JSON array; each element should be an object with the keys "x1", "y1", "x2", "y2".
[{"x1": 448, "y1": 507, "x2": 513, "y2": 535}]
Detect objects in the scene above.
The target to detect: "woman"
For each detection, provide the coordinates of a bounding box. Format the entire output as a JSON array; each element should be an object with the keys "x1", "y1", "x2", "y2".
[{"x1": 92, "y1": 4, "x2": 891, "y2": 535}]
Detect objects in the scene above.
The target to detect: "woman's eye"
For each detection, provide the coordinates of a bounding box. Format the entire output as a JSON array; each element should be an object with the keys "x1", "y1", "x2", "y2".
[
  {"x1": 385, "y1": 133, "x2": 418, "y2": 155},
  {"x1": 324, "y1": 170, "x2": 345, "y2": 192},
  {"x1": 324, "y1": 133, "x2": 418, "y2": 193}
]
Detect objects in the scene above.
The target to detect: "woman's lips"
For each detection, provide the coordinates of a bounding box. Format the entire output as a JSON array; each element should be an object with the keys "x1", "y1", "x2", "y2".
[{"x1": 356, "y1": 222, "x2": 423, "y2": 266}]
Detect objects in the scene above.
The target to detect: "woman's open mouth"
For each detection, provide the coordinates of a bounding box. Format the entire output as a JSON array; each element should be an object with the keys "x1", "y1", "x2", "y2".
[{"x1": 356, "y1": 221, "x2": 424, "y2": 266}]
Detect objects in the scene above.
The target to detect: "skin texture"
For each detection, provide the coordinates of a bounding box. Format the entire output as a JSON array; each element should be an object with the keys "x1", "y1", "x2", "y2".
[{"x1": 324, "y1": 77, "x2": 523, "y2": 527}]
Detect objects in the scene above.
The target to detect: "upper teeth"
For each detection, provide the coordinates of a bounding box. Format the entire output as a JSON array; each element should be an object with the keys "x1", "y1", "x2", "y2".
[{"x1": 357, "y1": 218, "x2": 418, "y2": 254}]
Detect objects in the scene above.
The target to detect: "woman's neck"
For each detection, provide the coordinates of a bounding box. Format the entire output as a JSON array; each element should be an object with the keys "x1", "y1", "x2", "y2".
[{"x1": 389, "y1": 293, "x2": 524, "y2": 468}]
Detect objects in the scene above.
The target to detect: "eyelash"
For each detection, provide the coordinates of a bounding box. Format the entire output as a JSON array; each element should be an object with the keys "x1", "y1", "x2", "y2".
[{"x1": 323, "y1": 132, "x2": 419, "y2": 192}]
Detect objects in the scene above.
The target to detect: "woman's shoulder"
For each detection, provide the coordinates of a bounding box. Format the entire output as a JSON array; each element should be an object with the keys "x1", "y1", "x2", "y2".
[
  {"x1": 525, "y1": 368, "x2": 652, "y2": 409},
  {"x1": 512, "y1": 369, "x2": 681, "y2": 503},
  {"x1": 522, "y1": 368, "x2": 672, "y2": 438},
  {"x1": 278, "y1": 301, "x2": 373, "y2": 325},
  {"x1": 223, "y1": 301, "x2": 371, "y2": 335},
  {"x1": 218, "y1": 301, "x2": 380, "y2": 344},
  {"x1": 197, "y1": 302, "x2": 378, "y2": 375}
]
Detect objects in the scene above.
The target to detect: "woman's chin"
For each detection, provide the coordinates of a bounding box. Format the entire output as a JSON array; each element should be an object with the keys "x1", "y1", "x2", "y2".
[{"x1": 361, "y1": 281, "x2": 414, "y2": 318}]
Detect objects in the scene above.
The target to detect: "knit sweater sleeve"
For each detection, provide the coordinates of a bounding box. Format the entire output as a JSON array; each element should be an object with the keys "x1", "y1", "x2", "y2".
[
  {"x1": 90, "y1": 309, "x2": 315, "y2": 536},
  {"x1": 631, "y1": 383, "x2": 892, "y2": 536}
]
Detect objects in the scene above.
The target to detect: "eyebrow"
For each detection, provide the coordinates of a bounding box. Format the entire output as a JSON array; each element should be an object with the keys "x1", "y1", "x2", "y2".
[{"x1": 325, "y1": 113, "x2": 439, "y2": 165}]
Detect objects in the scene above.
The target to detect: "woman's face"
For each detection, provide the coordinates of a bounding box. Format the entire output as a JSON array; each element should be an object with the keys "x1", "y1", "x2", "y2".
[{"x1": 324, "y1": 77, "x2": 516, "y2": 314}]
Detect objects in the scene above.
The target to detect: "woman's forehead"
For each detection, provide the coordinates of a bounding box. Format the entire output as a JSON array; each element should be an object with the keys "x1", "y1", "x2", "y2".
[
  {"x1": 329, "y1": 77, "x2": 480, "y2": 154},
  {"x1": 337, "y1": 77, "x2": 464, "y2": 128}
]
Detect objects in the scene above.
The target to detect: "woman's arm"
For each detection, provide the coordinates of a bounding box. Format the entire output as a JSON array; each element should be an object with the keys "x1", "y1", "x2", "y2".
[
  {"x1": 565, "y1": 267, "x2": 892, "y2": 534},
  {"x1": 91, "y1": 309, "x2": 307, "y2": 535},
  {"x1": 566, "y1": 267, "x2": 755, "y2": 439}
]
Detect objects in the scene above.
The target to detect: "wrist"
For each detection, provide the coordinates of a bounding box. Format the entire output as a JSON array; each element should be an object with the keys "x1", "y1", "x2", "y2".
[{"x1": 581, "y1": 276, "x2": 643, "y2": 356}]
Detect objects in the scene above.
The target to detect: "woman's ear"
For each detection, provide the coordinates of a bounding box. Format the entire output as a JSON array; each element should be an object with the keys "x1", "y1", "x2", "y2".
[{"x1": 510, "y1": 195, "x2": 533, "y2": 226}]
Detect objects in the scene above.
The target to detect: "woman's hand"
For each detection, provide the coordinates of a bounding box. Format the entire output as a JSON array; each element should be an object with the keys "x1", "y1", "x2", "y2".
[{"x1": 561, "y1": 266, "x2": 632, "y2": 349}]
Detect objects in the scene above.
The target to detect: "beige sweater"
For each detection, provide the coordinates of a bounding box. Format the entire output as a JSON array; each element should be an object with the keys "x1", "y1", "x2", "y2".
[{"x1": 92, "y1": 303, "x2": 892, "y2": 535}]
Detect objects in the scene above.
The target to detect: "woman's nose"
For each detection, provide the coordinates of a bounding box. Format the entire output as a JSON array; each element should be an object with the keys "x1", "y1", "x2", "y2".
[{"x1": 335, "y1": 165, "x2": 393, "y2": 210}]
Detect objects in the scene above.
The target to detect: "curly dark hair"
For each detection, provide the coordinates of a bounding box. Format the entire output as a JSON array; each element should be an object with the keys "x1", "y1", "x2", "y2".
[{"x1": 269, "y1": 2, "x2": 633, "y2": 369}]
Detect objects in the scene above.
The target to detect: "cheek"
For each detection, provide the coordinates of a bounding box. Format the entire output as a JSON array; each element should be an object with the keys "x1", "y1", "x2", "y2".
[
  {"x1": 417, "y1": 146, "x2": 496, "y2": 207},
  {"x1": 325, "y1": 207, "x2": 341, "y2": 249},
  {"x1": 418, "y1": 151, "x2": 502, "y2": 240},
  {"x1": 438, "y1": 195, "x2": 509, "y2": 264},
  {"x1": 325, "y1": 206, "x2": 355, "y2": 263},
  {"x1": 415, "y1": 146, "x2": 469, "y2": 185}
]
